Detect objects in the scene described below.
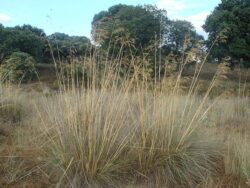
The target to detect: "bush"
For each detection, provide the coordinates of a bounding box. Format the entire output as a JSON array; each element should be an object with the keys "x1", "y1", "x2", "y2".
[{"x1": 0, "y1": 52, "x2": 37, "y2": 83}]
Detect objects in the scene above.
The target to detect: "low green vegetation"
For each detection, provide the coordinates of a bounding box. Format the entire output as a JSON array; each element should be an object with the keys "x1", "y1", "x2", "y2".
[
  {"x1": 203, "y1": 0, "x2": 250, "y2": 67},
  {"x1": 0, "y1": 52, "x2": 37, "y2": 83}
]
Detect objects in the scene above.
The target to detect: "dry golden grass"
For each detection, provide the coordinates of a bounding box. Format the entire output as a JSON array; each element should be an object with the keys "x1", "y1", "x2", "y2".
[{"x1": 0, "y1": 56, "x2": 250, "y2": 188}]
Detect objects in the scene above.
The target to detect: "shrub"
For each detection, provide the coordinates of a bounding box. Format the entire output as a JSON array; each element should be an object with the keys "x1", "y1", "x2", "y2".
[{"x1": 0, "y1": 52, "x2": 37, "y2": 83}]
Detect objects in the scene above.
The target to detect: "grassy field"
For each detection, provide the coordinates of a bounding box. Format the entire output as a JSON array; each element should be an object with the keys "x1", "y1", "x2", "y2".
[{"x1": 0, "y1": 61, "x2": 250, "y2": 187}]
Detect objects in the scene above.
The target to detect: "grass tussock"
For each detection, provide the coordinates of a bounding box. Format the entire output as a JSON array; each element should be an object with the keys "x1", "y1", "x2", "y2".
[
  {"x1": 0, "y1": 101, "x2": 23, "y2": 124},
  {"x1": 31, "y1": 83, "x2": 249, "y2": 187},
  {"x1": 30, "y1": 77, "x2": 224, "y2": 188},
  {"x1": 0, "y1": 84, "x2": 25, "y2": 124},
  {"x1": 224, "y1": 134, "x2": 250, "y2": 182}
]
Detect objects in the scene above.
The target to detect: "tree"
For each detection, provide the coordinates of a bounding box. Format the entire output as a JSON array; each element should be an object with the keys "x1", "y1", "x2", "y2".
[
  {"x1": 203, "y1": 0, "x2": 250, "y2": 67},
  {"x1": 92, "y1": 4, "x2": 168, "y2": 57},
  {"x1": 0, "y1": 25, "x2": 45, "y2": 63},
  {"x1": 0, "y1": 24, "x2": 5, "y2": 61},
  {"x1": 0, "y1": 25, "x2": 91, "y2": 64},
  {"x1": 46, "y1": 32, "x2": 91, "y2": 62},
  {"x1": 164, "y1": 20, "x2": 204, "y2": 54},
  {"x1": 15, "y1": 24, "x2": 44, "y2": 36}
]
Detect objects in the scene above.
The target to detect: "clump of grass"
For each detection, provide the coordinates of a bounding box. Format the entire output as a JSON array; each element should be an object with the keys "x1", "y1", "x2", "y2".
[
  {"x1": 0, "y1": 101, "x2": 24, "y2": 123},
  {"x1": 233, "y1": 97, "x2": 249, "y2": 118},
  {"x1": 41, "y1": 89, "x2": 136, "y2": 184},
  {"x1": 0, "y1": 84, "x2": 25, "y2": 124},
  {"x1": 224, "y1": 134, "x2": 250, "y2": 183},
  {"x1": 200, "y1": 96, "x2": 250, "y2": 187},
  {"x1": 34, "y1": 75, "x2": 222, "y2": 187},
  {"x1": 23, "y1": 40, "x2": 227, "y2": 187},
  {"x1": 128, "y1": 94, "x2": 221, "y2": 187}
]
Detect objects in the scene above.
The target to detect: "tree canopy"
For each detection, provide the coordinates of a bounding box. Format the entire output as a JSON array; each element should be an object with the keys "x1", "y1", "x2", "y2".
[
  {"x1": 92, "y1": 4, "x2": 203, "y2": 59},
  {"x1": 163, "y1": 20, "x2": 204, "y2": 54},
  {"x1": 203, "y1": 0, "x2": 250, "y2": 67},
  {"x1": 0, "y1": 25, "x2": 45, "y2": 63},
  {"x1": 92, "y1": 4, "x2": 168, "y2": 56},
  {"x1": 90, "y1": 4, "x2": 206, "y2": 78},
  {"x1": 45, "y1": 32, "x2": 91, "y2": 62}
]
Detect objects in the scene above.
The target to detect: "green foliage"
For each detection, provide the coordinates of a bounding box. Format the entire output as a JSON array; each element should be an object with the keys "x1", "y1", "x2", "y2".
[
  {"x1": 164, "y1": 20, "x2": 204, "y2": 54},
  {"x1": 0, "y1": 52, "x2": 37, "y2": 83},
  {"x1": 0, "y1": 25, "x2": 45, "y2": 63},
  {"x1": 203, "y1": 0, "x2": 250, "y2": 67},
  {"x1": 0, "y1": 25, "x2": 91, "y2": 64},
  {"x1": 45, "y1": 32, "x2": 91, "y2": 62},
  {"x1": 92, "y1": 4, "x2": 168, "y2": 56}
]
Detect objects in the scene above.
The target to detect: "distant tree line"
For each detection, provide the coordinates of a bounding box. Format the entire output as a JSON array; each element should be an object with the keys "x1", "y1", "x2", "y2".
[
  {"x1": 92, "y1": 4, "x2": 203, "y2": 59},
  {"x1": 92, "y1": 2, "x2": 250, "y2": 68},
  {"x1": 0, "y1": 24, "x2": 91, "y2": 64},
  {"x1": 0, "y1": 0, "x2": 249, "y2": 71}
]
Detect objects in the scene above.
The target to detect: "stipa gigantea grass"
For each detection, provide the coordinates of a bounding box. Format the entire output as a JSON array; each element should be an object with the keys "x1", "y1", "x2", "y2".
[
  {"x1": 31, "y1": 45, "x2": 225, "y2": 187},
  {"x1": 38, "y1": 87, "x2": 134, "y2": 186}
]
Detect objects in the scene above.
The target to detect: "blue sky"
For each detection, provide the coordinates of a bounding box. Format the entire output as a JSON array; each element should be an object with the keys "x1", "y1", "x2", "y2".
[{"x1": 0, "y1": 0, "x2": 220, "y2": 38}]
